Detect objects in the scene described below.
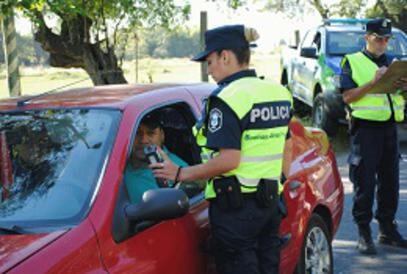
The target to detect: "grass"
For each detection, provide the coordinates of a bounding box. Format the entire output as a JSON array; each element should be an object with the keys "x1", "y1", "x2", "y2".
[{"x1": 0, "y1": 53, "x2": 281, "y2": 98}]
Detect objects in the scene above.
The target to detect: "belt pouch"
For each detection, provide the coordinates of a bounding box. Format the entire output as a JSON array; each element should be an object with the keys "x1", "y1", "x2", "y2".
[
  {"x1": 256, "y1": 179, "x2": 278, "y2": 208},
  {"x1": 213, "y1": 176, "x2": 243, "y2": 210}
]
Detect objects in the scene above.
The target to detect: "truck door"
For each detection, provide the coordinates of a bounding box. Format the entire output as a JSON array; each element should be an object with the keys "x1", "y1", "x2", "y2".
[{"x1": 297, "y1": 30, "x2": 318, "y2": 104}]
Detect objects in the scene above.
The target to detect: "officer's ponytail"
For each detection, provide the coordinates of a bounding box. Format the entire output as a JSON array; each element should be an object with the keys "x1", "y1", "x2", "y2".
[
  {"x1": 232, "y1": 27, "x2": 259, "y2": 65},
  {"x1": 244, "y1": 27, "x2": 259, "y2": 44}
]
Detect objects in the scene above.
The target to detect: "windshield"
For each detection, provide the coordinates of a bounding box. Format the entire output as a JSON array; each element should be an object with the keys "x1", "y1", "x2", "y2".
[
  {"x1": 327, "y1": 31, "x2": 407, "y2": 57},
  {"x1": 0, "y1": 109, "x2": 120, "y2": 231}
]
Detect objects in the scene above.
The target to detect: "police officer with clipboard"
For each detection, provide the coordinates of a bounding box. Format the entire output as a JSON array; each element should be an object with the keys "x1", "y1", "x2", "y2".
[
  {"x1": 151, "y1": 25, "x2": 292, "y2": 274},
  {"x1": 341, "y1": 18, "x2": 407, "y2": 255}
]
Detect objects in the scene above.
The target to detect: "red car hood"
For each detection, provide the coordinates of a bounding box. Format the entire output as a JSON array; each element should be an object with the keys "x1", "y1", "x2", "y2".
[{"x1": 0, "y1": 231, "x2": 67, "y2": 272}]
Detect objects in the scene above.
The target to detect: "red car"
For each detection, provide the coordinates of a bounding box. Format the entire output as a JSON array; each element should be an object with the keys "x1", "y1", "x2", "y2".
[{"x1": 0, "y1": 83, "x2": 343, "y2": 274}]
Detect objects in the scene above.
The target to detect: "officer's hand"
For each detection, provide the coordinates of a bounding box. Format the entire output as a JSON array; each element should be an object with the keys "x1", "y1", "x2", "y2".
[
  {"x1": 394, "y1": 77, "x2": 407, "y2": 91},
  {"x1": 150, "y1": 146, "x2": 179, "y2": 181},
  {"x1": 373, "y1": 66, "x2": 387, "y2": 84}
]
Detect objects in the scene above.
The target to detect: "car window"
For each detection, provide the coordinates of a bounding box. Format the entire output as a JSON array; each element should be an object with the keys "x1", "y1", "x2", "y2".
[
  {"x1": 327, "y1": 31, "x2": 407, "y2": 57},
  {"x1": 0, "y1": 109, "x2": 120, "y2": 231},
  {"x1": 123, "y1": 103, "x2": 204, "y2": 206}
]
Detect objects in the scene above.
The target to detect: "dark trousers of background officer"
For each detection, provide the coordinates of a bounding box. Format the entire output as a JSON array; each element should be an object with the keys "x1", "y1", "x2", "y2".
[
  {"x1": 209, "y1": 195, "x2": 281, "y2": 274},
  {"x1": 349, "y1": 124, "x2": 399, "y2": 226}
]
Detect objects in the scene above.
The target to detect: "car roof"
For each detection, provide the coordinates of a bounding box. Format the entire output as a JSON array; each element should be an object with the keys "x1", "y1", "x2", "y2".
[{"x1": 0, "y1": 83, "x2": 215, "y2": 112}]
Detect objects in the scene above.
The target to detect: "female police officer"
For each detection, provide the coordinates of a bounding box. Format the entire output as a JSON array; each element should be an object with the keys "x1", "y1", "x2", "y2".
[{"x1": 151, "y1": 25, "x2": 292, "y2": 274}]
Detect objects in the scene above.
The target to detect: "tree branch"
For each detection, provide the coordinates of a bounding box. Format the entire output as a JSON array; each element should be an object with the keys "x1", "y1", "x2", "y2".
[
  {"x1": 100, "y1": 0, "x2": 109, "y2": 50},
  {"x1": 308, "y1": 0, "x2": 329, "y2": 18}
]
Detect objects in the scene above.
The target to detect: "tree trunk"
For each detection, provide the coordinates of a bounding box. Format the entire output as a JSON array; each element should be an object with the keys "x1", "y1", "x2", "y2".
[
  {"x1": 82, "y1": 45, "x2": 127, "y2": 85},
  {"x1": 33, "y1": 13, "x2": 127, "y2": 86}
]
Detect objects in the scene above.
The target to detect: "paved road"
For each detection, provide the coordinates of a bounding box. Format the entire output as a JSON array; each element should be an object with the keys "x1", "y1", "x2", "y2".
[{"x1": 332, "y1": 139, "x2": 407, "y2": 273}]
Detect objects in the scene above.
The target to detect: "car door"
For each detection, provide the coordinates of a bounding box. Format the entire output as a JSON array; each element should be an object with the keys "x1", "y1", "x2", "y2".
[{"x1": 93, "y1": 88, "x2": 214, "y2": 274}]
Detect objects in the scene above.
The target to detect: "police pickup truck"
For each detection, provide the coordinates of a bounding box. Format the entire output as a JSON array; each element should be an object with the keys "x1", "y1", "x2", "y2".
[{"x1": 280, "y1": 19, "x2": 407, "y2": 136}]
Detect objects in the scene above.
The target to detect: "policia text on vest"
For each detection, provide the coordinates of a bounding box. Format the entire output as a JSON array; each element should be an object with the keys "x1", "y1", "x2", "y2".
[{"x1": 199, "y1": 77, "x2": 292, "y2": 199}]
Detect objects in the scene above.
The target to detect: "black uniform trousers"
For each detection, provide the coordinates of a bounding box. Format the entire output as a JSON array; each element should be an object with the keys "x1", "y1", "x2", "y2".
[
  {"x1": 209, "y1": 194, "x2": 281, "y2": 274},
  {"x1": 349, "y1": 123, "x2": 399, "y2": 225}
]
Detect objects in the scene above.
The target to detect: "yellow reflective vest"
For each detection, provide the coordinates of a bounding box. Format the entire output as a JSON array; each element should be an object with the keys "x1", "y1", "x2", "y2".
[
  {"x1": 342, "y1": 52, "x2": 404, "y2": 122},
  {"x1": 195, "y1": 77, "x2": 293, "y2": 199}
]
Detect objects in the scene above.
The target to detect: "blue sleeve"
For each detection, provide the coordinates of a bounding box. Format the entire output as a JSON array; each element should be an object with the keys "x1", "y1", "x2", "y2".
[
  {"x1": 340, "y1": 59, "x2": 357, "y2": 92},
  {"x1": 205, "y1": 97, "x2": 242, "y2": 150}
]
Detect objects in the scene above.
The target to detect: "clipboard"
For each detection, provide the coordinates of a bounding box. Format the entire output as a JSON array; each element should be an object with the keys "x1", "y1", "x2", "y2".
[{"x1": 369, "y1": 60, "x2": 407, "y2": 94}]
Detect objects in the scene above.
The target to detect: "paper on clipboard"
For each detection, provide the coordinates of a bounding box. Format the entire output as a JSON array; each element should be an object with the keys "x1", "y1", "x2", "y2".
[{"x1": 369, "y1": 60, "x2": 407, "y2": 94}]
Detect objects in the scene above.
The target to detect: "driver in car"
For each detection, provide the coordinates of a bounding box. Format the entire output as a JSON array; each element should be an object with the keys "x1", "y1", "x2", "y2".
[{"x1": 124, "y1": 112, "x2": 188, "y2": 204}]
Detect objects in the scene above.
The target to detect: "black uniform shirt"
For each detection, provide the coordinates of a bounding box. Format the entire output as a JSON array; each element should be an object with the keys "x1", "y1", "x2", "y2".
[
  {"x1": 205, "y1": 70, "x2": 257, "y2": 150},
  {"x1": 340, "y1": 49, "x2": 396, "y2": 126}
]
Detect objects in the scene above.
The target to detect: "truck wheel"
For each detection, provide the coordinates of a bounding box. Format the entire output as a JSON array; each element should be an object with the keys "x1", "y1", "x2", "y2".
[
  {"x1": 312, "y1": 94, "x2": 337, "y2": 136},
  {"x1": 281, "y1": 70, "x2": 288, "y2": 87},
  {"x1": 294, "y1": 98, "x2": 311, "y2": 118}
]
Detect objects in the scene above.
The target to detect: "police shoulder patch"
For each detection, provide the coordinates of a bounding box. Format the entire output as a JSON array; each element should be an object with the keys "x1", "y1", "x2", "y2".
[{"x1": 208, "y1": 108, "x2": 223, "y2": 133}]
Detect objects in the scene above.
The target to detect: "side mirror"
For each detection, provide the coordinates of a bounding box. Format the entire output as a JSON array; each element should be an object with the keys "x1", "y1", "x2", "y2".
[
  {"x1": 300, "y1": 47, "x2": 317, "y2": 58},
  {"x1": 125, "y1": 188, "x2": 189, "y2": 222}
]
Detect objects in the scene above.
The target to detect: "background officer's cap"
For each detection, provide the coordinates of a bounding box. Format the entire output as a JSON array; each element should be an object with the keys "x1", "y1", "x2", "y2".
[
  {"x1": 192, "y1": 24, "x2": 257, "y2": 62},
  {"x1": 366, "y1": 18, "x2": 392, "y2": 37}
]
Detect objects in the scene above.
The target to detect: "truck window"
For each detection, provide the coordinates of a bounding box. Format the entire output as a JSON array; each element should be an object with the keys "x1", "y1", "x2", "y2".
[
  {"x1": 301, "y1": 30, "x2": 316, "y2": 49},
  {"x1": 327, "y1": 31, "x2": 407, "y2": 57},
  {"x1": 313, "y1": 32, "x2": 322, "y2": 52}
]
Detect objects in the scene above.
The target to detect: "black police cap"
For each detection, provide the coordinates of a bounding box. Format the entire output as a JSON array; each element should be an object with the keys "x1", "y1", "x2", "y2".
[
  {"x1": 192, "y1": 24, "x2": 256, "y2": 62},
  {"x1": 366, "y1": 18, "x2": 392, "y2": 37}
]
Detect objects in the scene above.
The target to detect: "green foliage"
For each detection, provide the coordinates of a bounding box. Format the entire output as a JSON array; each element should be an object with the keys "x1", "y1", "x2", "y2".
[
  {"x1": 328, "y1": 0, "x2": 367, "y2": 18},
  {"x1": 8, "y1": 0, "x2": 190, "y2": 29},
  {"x1": 227, "y1": 0, "x2": 367, "y2": 19},
  {"x1": 366, "y1": 0, "x2": 407, "y2": 32},
  {"x1": 123, "y1": 27, "x2": 200, "y2": 59},
  {"x1": 166, "y1": 29, "x2": 200, "y2": 57},
  {"x1": 1, "y1": 0, "x2": 191, "y2": 84},
  {"x1": 2, "y1": 0, "x2": 191, "y2": 57},
  {"x1": 142, "y1": 27, "x2": 200, "y2": 58}
]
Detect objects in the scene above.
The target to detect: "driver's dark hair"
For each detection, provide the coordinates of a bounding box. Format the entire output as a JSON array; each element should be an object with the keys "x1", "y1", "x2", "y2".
[{"x1": 141, "y1": 112, "x2": 163, "y2": 129}]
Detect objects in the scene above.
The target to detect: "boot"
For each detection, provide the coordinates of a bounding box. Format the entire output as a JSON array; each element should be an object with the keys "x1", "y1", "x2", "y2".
[
  {"x1": 357, "y1": 224, "x2": 377, "y2": 255},
  {"x1": 378, "y1": 221, "x2": 407, "y2": 248}
]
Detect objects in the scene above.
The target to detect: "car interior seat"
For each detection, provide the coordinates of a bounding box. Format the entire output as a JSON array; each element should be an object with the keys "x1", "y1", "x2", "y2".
[{"x1": 159, "y1": 106, "x2": 202, "y2": 166}]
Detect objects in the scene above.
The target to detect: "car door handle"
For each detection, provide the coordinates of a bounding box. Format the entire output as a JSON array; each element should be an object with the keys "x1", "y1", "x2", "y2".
[{"x1": 289, "y1": 181, "x2": 301, "y2": 190}]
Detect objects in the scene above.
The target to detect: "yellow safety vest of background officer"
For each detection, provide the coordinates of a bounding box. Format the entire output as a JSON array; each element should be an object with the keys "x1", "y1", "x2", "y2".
[
  {"x1": 151, "y1": 25, "x2": 293, "y2": 274},
  {"x1": 340, "y1": 18, "x2": 407, "y2": 255}
]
